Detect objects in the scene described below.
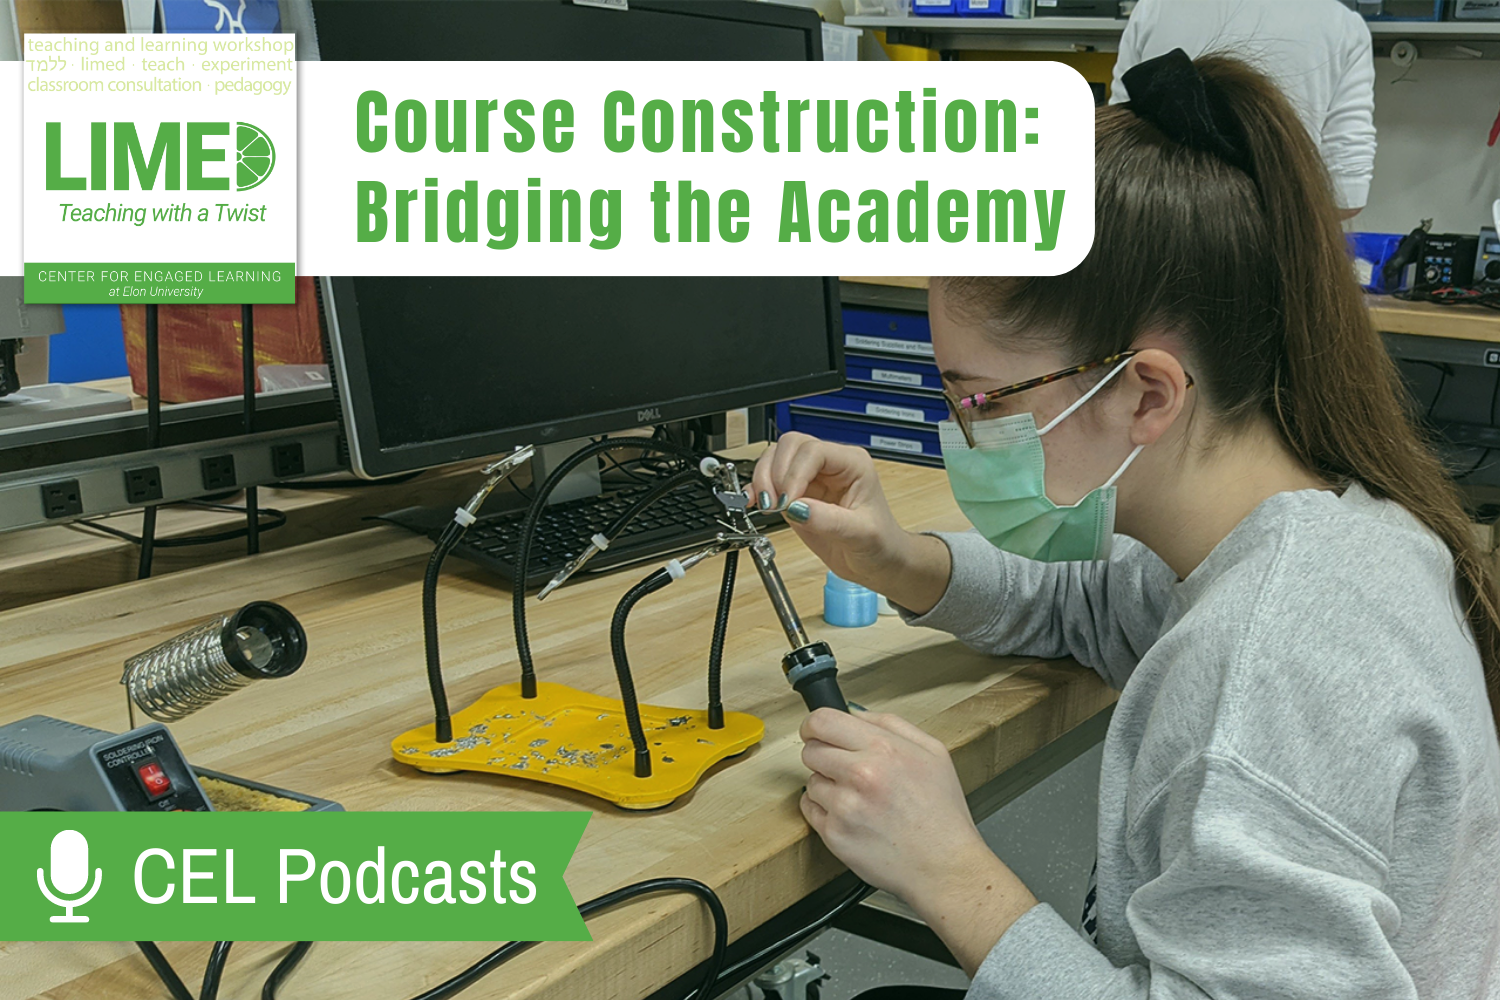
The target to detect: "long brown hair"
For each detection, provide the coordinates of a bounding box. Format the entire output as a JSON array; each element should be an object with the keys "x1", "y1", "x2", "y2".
[{"x1": 938, "y1": 54, "x2": 1500, "y2": 735}]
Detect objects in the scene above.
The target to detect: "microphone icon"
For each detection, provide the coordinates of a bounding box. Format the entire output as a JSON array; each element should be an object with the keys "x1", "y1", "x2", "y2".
[{"x1": 36, "y1": 830, "x2": 103, "y2": 923}]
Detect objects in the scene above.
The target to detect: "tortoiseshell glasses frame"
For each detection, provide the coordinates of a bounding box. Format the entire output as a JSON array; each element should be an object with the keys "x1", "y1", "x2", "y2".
[{"x1": 942, "y1": 351, "x2": 1193, "y2": 448}]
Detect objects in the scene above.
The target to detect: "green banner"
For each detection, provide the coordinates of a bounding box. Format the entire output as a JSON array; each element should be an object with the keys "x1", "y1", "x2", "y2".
[
  {"x1": 24, "y1": 263, "x2": 296, "y2": 304},
  {"x1": 1, "y1": 812, "x2": 590, "y2": 942}
]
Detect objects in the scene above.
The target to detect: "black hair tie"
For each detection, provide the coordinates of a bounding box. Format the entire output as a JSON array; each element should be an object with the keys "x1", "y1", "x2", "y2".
[{"x1": 1122, "y1": 48, "x2": 1255, "y2": 178}]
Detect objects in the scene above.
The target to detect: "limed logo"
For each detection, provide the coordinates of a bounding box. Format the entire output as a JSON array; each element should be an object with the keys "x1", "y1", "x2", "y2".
[{"x1": 45, "y1": 121, "x2": 275, "y2": 192}]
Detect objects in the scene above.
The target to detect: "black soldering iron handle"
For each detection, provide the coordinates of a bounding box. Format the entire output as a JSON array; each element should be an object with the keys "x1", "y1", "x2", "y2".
[
  {"x1": 795, "y1": 672, "x2": 849, "y2": 714},
  {"x1": 782, "y1": 641, "x2": 849, "y2": 714}
]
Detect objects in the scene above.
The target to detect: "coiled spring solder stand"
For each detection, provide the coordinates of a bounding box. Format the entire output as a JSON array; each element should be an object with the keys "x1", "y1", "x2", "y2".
[{"x1": 399, "y1": 440, "x2": 848, "y2": 809}]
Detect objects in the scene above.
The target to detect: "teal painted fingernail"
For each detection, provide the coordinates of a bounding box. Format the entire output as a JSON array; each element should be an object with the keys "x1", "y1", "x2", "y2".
[
  {"x1": 778, "y1": 493, "x2": 789, "y2": 510},
  {"x1": 786, "y1": 500, "x2": 811, "y2": 523},
  {"x1": 758, "y1": 491, "x2": 771, "y2": 510}
]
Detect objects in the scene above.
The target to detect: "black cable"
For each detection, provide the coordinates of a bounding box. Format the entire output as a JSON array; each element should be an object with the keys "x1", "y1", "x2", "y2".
[
  {"x1": 597, "y1": 441, "x2": 670, "y2": 486},
  {"x1": 1454, "y1": 365, "x2": 1500, "y2": 482},
  {"x1": 138, "y1": 303, "x2": 161, "y2": 580},
  {"x1": 199, "y1": 941, "x2": 234, "y2": 1000},
  {"x1": 134, "y1": 942, "x2": 195, "y2": 1000},
  {"x1": 422, "y1": 437, "x2": 712, "y2": 743},
  {"x1": 270, "y1": 470, "x2": 425, "y2": 490},
  {"x1": 707, "y1": 549, "x2": 737, "y2": 731},
  {"x1": 512, "y1": 436, "x2": 705, "y2": 699},
  {"x1": 610, "y1": 567, "x2": 677, "y2": 777},
  {"x1": 243, "y1": 304, "x2": 259, "y2": 556},
  {"x1": 261, "y1": 941, "x2": 313, "y2": 1000},
  {"x1": 600, "y1": 467, "x2": 714, "y2": 544},
  {"x1": 1402, "y1": 359, "x2": 1449, "y2": 421},
  {"x1": 713, "y1": 878, "x2": 872, "y2": 989},
  {"x1": 259, "y1": 877, "x2": 728, "y2": 1000},
  {"x1": 67, "y1": 506, "x2": 287, "y2": 548},
  {"x1": 422, "y1": 520, "x2": 465, "y2": 743}
]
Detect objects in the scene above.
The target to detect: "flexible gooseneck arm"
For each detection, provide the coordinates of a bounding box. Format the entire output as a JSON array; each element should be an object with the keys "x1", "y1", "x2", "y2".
[{"x1": 422, "y1": 447, "x2": 535, "y2": 744}]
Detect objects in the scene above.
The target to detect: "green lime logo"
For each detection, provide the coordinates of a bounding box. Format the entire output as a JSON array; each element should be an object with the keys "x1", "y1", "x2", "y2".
[
  {"x1": 45, "y1": 121, "x2": 279, "y2": 192},
  {"x1": 235, "y1": 123, "x2": 275, "y2": 192}
]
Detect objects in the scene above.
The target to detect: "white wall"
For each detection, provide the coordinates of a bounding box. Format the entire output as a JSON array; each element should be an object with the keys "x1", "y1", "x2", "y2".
[{"x1": 1360, "y1": 56, "x2": 1500, "y2": 236}]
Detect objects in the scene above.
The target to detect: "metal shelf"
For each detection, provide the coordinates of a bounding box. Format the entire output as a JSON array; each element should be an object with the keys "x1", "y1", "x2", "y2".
[
  {"x1": 846, "y1": 14, "x2": 1127, "y2": 52},
  {"x1": 847, "y1": 14, "x2": 1500, "y2": 57}
]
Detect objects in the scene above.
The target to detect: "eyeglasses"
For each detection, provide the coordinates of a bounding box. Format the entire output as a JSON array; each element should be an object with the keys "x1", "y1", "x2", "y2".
[{"x1": 942, "y1": 351, "x2": 1192, "y2": 448}]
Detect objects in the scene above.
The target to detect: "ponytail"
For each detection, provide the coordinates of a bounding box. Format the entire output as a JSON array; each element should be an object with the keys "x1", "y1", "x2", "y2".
[{"x1": 939, "y1": 54, "x2": 1500, "y2": 736}]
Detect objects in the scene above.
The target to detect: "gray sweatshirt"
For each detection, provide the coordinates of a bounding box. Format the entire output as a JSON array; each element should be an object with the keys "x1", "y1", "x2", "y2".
[{"x1": 905, "y1": 484, "x2": 1500, "y2": 999}]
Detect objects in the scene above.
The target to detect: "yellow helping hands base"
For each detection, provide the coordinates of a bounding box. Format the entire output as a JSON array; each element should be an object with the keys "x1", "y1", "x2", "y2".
[{"x1": 392, "y1": 681, "x2": 764, "y2": 810}]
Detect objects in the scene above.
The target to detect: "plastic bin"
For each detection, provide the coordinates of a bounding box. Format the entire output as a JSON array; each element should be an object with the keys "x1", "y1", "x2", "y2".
[
  {"x1": 776, "y1": 405, "x2": 943, "y2": 464},
  {"x1": 822, "y1": 23, "x2": 863, "y2": 61},
  {"x1": 845, "y1": 352, "x2": 945, "y2": 392},
  {"x1": 1348, "y1": 232, "x2": 1407, "y2": 294},
  {"x1": 792, "y1": 385, "x2": 950, "y2": 426},
  {"x1": 842, "y1": 307, "x2": 934, "y2": 357}
]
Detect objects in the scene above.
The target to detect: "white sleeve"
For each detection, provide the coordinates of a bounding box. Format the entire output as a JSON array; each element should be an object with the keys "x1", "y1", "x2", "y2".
[
  {"x1": 1320, "y1": 13, "x2": 1377, "y2": 210},
  {"x1": 1109, "y1": 0, "x2": 1151, "y2": 105}
]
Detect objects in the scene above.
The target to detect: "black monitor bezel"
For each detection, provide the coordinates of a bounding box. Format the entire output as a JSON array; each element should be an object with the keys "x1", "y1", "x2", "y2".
[
  {"x1": 322, "y1": 275, "x2": 845, "y2": 478},
  {"x1": 310, "y1": 0, "x2": 826, "y2": 62}
]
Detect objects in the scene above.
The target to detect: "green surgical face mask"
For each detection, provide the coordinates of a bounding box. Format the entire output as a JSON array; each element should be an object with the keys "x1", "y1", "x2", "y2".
[{"x1": 940, "y1": 356, "x2": 1142, "y2": 562}]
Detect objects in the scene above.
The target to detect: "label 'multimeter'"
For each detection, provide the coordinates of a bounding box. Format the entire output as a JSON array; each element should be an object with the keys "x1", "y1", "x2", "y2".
[{"x1": 22, "y1": 33, "x2": 296, "y2": 304}]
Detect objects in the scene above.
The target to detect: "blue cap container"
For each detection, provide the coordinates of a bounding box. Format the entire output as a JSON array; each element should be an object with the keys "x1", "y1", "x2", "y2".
[{"x1": 824, "y1": 572, "x2": 879, "y2": 628}]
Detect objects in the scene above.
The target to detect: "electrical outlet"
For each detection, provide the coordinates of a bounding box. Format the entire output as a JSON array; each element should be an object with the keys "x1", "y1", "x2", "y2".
[
  {"x1": 201, "y1": 455, "x2": 237, "y2": 492},
  {"x1": 40, "y1": 479, "x2": 84, "y2": 519},
  {"x1": 271, "y1": 442, "x2": 305, "y2": 479},
  {"x1": 123, "y1": 466, "x2": 163, "y2": 504}
]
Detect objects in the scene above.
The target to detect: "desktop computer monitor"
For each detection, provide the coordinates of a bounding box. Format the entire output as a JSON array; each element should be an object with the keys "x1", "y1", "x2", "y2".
[
  {"x1": 321, "y1": 276, "x2": 844, "y2": 478},
  {"x1": 310, "y1": 0, "x2": 824, "y2": 62}
]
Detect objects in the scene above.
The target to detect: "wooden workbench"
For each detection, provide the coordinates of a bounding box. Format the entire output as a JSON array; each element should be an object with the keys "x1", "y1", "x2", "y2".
[
  {"x1": 0, "y1": 466, "x2": 480, "y2": 612},
  {"x1": 0, "y1": 458, "x2": 1116, "y2": 1000}
]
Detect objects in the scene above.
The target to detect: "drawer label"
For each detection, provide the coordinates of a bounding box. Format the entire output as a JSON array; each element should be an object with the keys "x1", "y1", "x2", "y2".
[
  {"x1": 866, "y1": 402, "x2": 927, "y2": 422},
  {"x1": 846, "y1": 334, "x2": 934, "y2": 357},
  {"x1": 870, "y1": 369, "x2": 924, "y2": 387},
  {"x1": 871, "y1": 434, "x2": 923, "y2": 455}
]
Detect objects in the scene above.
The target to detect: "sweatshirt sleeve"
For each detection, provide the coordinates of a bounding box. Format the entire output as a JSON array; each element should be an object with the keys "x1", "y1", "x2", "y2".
[
  {"x1": 900, "y1": 531, "x2": 1176, "y2": 689},
  {"x1": 1320, "y1": 11, "x2": 1377, "y2": 210},
  {"x1": 967, "y1": 752, "x2": 1413, "y2": 1000},
  {"x1": 1108, "y1": 0, "x2": 1151, "y2": 104}
]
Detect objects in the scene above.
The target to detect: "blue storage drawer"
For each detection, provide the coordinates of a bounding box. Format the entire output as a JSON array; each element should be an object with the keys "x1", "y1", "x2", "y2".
[
  {"x1": 792, "y1": 385, "x2": 949, "y2": 426},
  {"x1": 842, "y1": 307, "x2": 933, "y2": 358},
  {"x1": 775, "y1": 405, "x2": 942, "y2": 464},
  {"x1": 845, "y1": 352, "x2": 944, "y2": 393}
]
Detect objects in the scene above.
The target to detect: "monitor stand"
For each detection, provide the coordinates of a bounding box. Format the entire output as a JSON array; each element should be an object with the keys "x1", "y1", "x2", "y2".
[{"x1": 530, "y1": 439, "x2": 603, "y2": 505}]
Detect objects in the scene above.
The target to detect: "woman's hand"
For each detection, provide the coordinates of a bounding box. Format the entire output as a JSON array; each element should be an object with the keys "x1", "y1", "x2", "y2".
[
  {"x1": 750, "y1": 433, "x2": 950, "y2": 614},
  {"x1": 799, "y1": 708, "x2": 1038, "y2": 977}
]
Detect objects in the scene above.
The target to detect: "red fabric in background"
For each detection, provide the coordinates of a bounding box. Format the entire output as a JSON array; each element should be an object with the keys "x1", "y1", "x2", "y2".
[{"x1": 122, "y1": 275, "x2": 325, "y2": 403}]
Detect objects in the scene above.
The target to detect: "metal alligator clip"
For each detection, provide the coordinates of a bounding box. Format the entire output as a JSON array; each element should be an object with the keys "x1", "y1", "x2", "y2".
[{"x1": 455, "y1": 445, "x2": 535, "y2": 524}]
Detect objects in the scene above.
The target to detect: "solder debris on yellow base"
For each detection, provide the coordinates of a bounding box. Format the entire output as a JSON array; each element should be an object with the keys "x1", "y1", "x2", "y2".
[{"x1": 391, "y1": 681, "x2": 765, "y2": 809}]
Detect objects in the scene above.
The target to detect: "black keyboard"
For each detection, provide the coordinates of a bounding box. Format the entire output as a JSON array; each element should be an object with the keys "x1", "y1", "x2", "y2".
[{"x1": 449, "y1": 483, "x2": 783, "y2": 588}]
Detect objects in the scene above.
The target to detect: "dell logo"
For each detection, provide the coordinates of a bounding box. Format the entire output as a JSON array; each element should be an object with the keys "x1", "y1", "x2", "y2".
[{"x1": 637, "y1": 408, "x2": 662, "y2": 422}]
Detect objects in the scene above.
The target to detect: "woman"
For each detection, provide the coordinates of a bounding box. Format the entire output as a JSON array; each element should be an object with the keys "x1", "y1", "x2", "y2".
[{"x1": 750, "y1": 51, "x2": 1500, "y2": 998}]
